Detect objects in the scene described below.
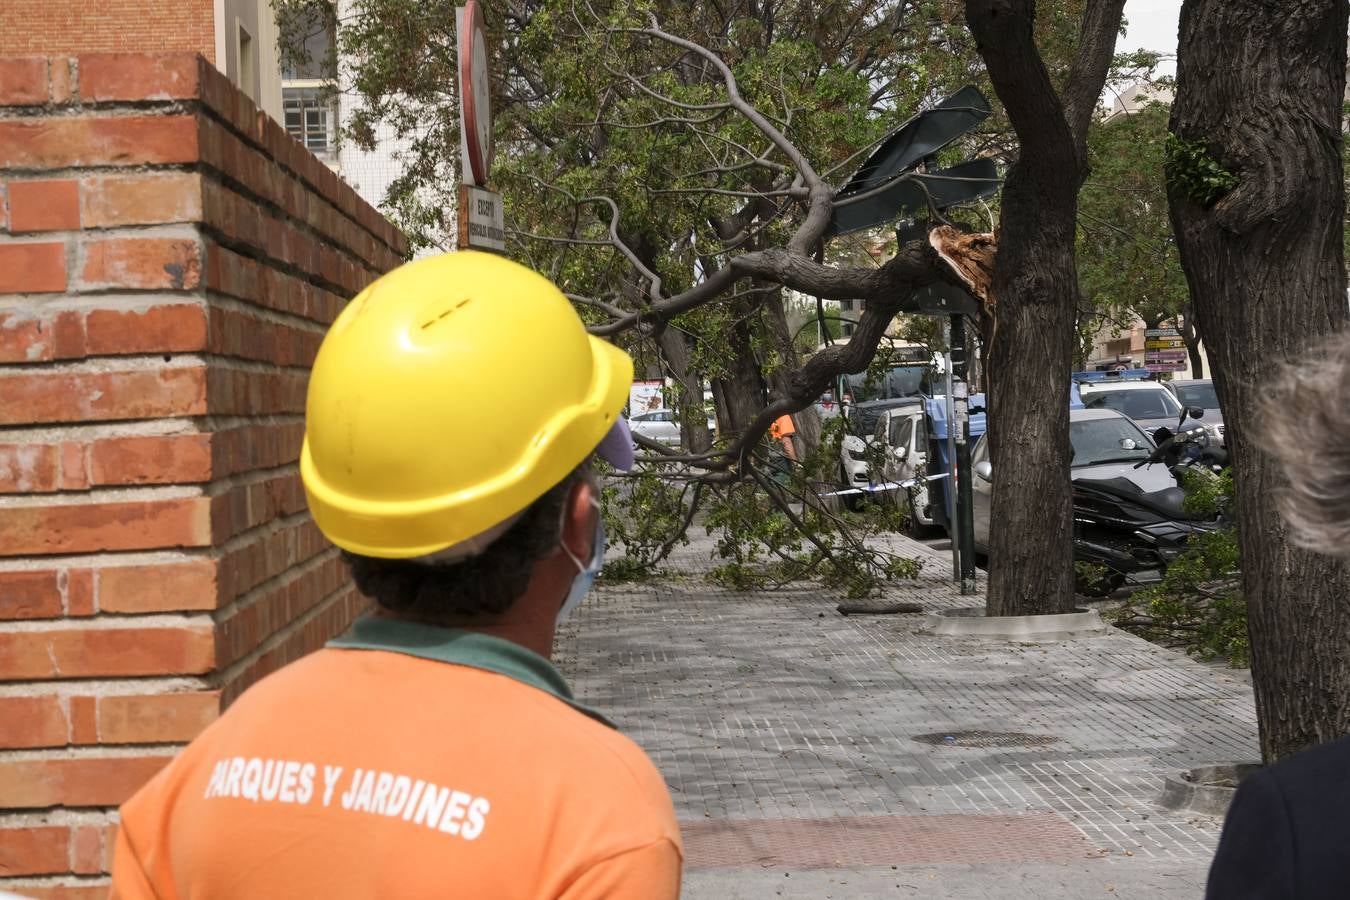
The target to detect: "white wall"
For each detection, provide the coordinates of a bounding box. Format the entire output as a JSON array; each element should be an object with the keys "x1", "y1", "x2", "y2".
[
  {"x1": 333, "y1": 0, "x2": 446, "y2": 257},
  {"x1": 215, "y1": 0, "x2": 283, "y2": 121}
]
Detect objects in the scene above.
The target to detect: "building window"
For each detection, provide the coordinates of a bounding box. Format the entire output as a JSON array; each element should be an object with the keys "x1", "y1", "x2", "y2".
[
  {"x1": 280, "y1": 1, "x2": 337, "y2": 81},
  {"x1": 236, "y1": 24, "x2": 256, "y2": 102},
  {"x1": 839, "y1": 299, "x2": 857, "y2": 337},
  {"x1": 280, "y1": 1, "x2": 337, "y2": 156},
  {"x1": 284, "y1": 87, "x2": 333, "y2": 153}
]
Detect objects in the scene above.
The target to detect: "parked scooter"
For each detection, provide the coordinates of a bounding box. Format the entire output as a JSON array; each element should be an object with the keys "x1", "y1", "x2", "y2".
[{"x1": 1071, "y1": 406, "x2": 1224, "y2": 596}]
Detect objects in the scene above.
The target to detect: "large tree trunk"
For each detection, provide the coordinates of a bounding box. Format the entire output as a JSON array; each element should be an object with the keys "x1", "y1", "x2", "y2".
[
  {"x1": 965, "y1": 0, "x2": 1126, "y2": 616},
  {"x1": 1168, "y1": 0, "x2": 1350, "y2": 763},
  {"x1": 715, "y1": 297, "x2": 768, "y2": 436},
  {"x1": 763, "y1": 286, "x2": 822, "y2": 458},
  {"x1": 982, "y1": 202, "x2": 1078, "y2": 616},
  {"x1": 655, "y1": 324, "x2": 711, "y2": 453}
]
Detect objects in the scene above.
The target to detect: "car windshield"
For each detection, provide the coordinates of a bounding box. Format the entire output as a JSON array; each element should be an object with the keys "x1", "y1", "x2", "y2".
[
  {"x1": 1082, "y1": 387, "x2": 1182, "y2": 420},
  {"x1": 1174, "y1": 382, "x2": 1220, "y2": 410},
  {"x1": 844, "y1": 365, "x2": 929, "y2": 403},
  {"x1": 1070, "y1": 417, "x2": 1152, "y2": 467}
]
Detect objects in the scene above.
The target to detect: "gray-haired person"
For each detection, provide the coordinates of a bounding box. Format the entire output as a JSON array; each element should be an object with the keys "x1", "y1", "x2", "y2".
[{"x1": 1207, "y1": 333, "x2": 1350, "y2": 899}]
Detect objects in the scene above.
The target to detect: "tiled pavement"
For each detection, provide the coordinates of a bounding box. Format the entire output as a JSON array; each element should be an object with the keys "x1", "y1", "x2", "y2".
[{"x1": 554, "y1": 531, "x2": 1258, "y2": 896}]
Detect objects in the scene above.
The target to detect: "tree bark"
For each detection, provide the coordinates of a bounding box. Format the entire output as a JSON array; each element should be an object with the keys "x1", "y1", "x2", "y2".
[
  {"x1": 1168, "y1": 0, "x2": 1350, "y2": 763},
  {"x1": 655, "y1": 324, "x2": 712, "y2": 452},
  {"x1": 716, "y1": 295, "x2": 769, "y2": 436},
  {"x1": 763, "y1": 286, "x2": 822, "y2": 459},
  {"x1": 1179, "y1": 312, "x2": 1204, "y2": 379},
  {"x1": 1184, "y1": 342, "x2": 1204, "y2": 381},
  {"x1": 965, "y1": 0, "x2": 1127, "y2": 616}
]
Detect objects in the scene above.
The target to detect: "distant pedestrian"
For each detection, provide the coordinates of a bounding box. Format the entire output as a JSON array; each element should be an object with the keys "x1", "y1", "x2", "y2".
[
  {"x1": 770, "y1": 412, "x2": 798, "y2": 461},
  {"x1": 1205, "y1": 332, "x2": 1350, "y2": 899}
]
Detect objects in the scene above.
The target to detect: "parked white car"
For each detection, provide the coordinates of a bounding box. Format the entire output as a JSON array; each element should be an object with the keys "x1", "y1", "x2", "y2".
[
  {"x1": 875, "y1": 405, "x2": 938, "y2": 533},
  {"x1": 837, "y1": 402, "x2": 923, "y2": 499},
  {"x1": 628, "y1": 409, "x2": 716, "y2": 449},
  {"x1": 1076, "y1": 378, "x2": 1186, "y2": 436}
]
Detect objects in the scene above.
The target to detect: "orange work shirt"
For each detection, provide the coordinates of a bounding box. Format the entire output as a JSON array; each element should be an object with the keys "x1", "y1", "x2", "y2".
[
  {"x1": 110, "y1": 618, "x2": 683, "y2": 899},
  {"x1": 769, "y1": 414, "x2": 796, "y2": 439}
]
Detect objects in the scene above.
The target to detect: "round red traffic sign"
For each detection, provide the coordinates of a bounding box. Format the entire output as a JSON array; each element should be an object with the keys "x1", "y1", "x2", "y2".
[{"x1": 458, "y1": 0, "x2": 492, "y2": 185}]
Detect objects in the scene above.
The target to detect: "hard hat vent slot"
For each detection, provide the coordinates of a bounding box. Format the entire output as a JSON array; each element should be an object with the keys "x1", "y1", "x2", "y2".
[{"x1": 420, "y1": 298, "x2": 473, "y2": 330}]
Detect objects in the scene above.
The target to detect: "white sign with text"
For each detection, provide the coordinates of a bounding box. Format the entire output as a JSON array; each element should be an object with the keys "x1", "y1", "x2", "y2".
[{"x1": 457, "y1": 185, "x2": 505, "y2": 253}]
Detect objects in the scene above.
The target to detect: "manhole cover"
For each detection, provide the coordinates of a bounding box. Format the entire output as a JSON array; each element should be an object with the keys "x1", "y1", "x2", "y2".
[{"x1": 912, "y1": 731, "x2": 1061, "y2": 748}]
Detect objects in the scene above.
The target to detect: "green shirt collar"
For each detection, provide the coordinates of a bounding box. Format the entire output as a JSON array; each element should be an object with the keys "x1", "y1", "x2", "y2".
[{"x1": 328, "y1": 616, "x2": 615, "y2": 729}]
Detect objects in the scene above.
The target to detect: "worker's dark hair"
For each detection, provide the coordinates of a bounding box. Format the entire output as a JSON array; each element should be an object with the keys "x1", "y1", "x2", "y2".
[
  {"x1": 342, "y1": 462, "x2": 589, "y2": 622},
  {"x1": 1265, "y1": 333, "x2": 1350, "y2": 556}
]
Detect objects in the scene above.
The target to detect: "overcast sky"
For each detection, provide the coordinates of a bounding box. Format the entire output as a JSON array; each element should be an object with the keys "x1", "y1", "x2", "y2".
[{"x1": 1118, "y1": 0, "x2": 1183, "y2": 73}]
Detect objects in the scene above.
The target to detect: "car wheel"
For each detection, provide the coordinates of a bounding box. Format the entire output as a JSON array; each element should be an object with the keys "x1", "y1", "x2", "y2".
[{"x1": 907, "y1": 494, "x2": 938, "y2": 538}]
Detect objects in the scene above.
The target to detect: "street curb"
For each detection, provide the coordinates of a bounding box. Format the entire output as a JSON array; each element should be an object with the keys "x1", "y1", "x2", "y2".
[
  {"x1": 1157, "y1": 764, "x2": 1260, "y2": 817},
  {"x1": 924, "y1": 606, "x2": 1108, "y2": 638}
]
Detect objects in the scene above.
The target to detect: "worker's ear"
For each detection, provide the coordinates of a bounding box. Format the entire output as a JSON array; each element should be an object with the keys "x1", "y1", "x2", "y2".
[{"x1": 559, "y1": 479, "x2": 599, "y2": 562}]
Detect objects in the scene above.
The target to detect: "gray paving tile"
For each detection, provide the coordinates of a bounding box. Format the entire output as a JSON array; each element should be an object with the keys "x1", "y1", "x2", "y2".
[{"x1": 555, "y1": 530, "x2": 1256, "y2": 865}]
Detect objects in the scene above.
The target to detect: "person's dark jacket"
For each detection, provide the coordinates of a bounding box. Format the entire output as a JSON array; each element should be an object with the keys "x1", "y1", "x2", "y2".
[{"x1": 1207, "y1": 733, "x2": 1350, "y2": 898}]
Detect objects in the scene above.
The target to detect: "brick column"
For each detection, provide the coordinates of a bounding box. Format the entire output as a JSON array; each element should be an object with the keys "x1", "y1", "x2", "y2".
[{"x1": 0, "y1": 54, "x2": 407, "y2": 898}]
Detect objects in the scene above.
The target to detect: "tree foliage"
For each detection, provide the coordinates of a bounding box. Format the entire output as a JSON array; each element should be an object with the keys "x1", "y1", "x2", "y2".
[
  {"x1": 1112, "y1": 469, "x2": 1246, "y2": 665},
  {"x1": 1076, "y1": 85, "x2": 1191, "y2": 361},
  {"x1": 278, "y1": 0, "x2": 1148, "y2": 609}
]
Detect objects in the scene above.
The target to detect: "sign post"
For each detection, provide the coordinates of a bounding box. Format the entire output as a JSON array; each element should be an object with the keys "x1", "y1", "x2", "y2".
[
  {"x1": 1144, "y1": 327, "x2": 1187, "y2": 373},
  {"x1": 942, "y1": 320, "x2": 959, "y2": 581},
  {"x1": 950, "y1": 315, "x2": 977, "y2": 596},
  {"x1": 455, "y1": 1, "x2": 505, "y2": 253},
  {"x1": 456, "y1": 0, "x2": 491, "y2": 187}
]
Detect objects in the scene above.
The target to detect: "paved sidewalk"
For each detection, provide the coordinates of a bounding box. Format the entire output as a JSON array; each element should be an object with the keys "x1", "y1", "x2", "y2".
[{"x1": 554, "y1": 531, "x2": 1257, "y2": 897}]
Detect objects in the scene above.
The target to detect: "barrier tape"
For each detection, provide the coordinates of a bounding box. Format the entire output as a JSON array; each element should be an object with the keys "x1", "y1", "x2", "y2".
[{"x1": 818, "y1": 472, "x2": 950, "y2": 498}]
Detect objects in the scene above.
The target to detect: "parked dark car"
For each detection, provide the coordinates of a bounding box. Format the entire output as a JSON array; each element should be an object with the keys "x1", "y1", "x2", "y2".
[{"x1": 969, "y1": 408, "x2": 1173, "y2": 554}]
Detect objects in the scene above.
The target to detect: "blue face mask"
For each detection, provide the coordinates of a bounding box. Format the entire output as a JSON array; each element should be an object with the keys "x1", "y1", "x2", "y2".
[{"x1": 558, "y1": 504, "x2": 604, "y2": 625}]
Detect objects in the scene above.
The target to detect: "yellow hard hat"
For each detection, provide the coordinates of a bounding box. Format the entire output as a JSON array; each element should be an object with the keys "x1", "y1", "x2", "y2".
[{"x1": 300, "y1": 251, "x2": 634, "y2": 559}]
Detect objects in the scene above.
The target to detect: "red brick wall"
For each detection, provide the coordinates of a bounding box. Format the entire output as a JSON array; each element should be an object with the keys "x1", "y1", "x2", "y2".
[
  {"x1": 0, "y1": 54, "x2": 407, "y2": 897},
  {"x1": 0, "y1": 2, "x2": 217, "y2": 63}
]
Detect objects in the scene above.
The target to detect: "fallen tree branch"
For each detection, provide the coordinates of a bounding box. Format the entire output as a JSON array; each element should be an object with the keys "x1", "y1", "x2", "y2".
[{"x1": 837, "y1": 601, "x2": 924, "y2": 615}]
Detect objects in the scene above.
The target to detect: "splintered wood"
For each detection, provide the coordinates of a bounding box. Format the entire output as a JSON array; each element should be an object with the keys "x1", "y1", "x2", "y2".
[{"x1": 929, "y1": 225, "x2": 997, "y2": 313}]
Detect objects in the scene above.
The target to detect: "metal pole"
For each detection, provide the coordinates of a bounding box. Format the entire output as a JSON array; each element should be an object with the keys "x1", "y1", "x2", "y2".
[
  {"x1": 950, "y1": 315, "x2": 978, "y2": 595},
  {"x1": 942, "y1": 321, "x2": 959, "y2": 582}
]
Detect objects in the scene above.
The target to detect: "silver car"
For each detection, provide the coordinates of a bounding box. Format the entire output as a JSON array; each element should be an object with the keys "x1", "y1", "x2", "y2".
[
  {"x1": 627, "y1": 409, "x2": 681, "y2": 447},
  {"x1": 970, "y1": 408, "x2": 1175, "y2": 553},
  {"x1": 1165, "y1": 379, "x2": 1225, "y2": 447},
  {"x1": 628, "y1": 409, "x2": 717, "y2": 449}
]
